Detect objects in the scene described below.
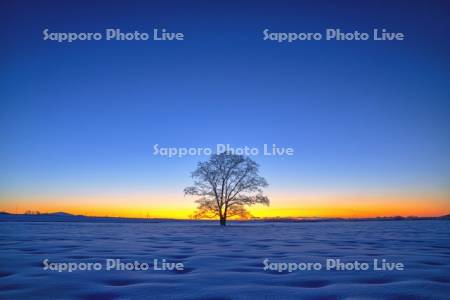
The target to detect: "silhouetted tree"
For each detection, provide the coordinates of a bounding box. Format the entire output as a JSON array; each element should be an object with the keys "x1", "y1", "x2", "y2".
[{"x1": 184, "y1": 152, "x2": 269, "y2": 226}]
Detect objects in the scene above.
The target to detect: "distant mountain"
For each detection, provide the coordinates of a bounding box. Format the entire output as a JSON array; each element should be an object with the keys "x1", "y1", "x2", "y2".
[
  {"x1": 0, "y1": 212, "x2": 165, "y2": 223},
  {"x1": 46, "y1": 212, "x2": 75, "y2": 217}
]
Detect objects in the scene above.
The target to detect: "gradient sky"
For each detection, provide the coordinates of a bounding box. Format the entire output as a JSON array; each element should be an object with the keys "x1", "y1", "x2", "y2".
[{"x1": 1, "y1": 0, "x2": 449, "y2": 218}]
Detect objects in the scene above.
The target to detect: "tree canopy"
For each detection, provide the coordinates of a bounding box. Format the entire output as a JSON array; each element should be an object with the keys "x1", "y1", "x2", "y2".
[{"x1": 184, "y1": 152, "x2": 269, "y2": 225}]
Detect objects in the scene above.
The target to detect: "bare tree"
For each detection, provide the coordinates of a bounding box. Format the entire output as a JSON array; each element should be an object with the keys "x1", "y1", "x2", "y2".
[{"x1": 184, "y1": 152, "x2": 269, "y2": 226}]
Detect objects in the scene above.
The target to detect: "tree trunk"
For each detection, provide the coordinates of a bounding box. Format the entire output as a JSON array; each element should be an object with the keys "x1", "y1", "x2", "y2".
[{"x1": 219, "y1": 216, "x2": 226, "y2": 226}]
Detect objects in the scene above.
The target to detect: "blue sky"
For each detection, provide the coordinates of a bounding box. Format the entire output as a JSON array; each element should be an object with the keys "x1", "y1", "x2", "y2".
[{"x1": 1, "y1": 0, "x2": 449, "y2": 216}]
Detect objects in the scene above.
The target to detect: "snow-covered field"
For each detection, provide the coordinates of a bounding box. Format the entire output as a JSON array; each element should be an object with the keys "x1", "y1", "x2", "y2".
[{"x1": 0, "y1": 220, "x2": 449, "y2": 300}]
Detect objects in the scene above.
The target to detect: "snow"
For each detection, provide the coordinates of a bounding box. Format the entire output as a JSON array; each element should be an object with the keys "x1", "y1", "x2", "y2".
[{"x1": 0, "y1": 220, "x2": 449, "y2": 299}]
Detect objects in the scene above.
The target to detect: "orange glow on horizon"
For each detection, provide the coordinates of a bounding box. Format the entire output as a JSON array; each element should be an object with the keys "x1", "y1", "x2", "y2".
[{"x1": 0, "y1": 192, "x2": 449, "y2": 219}]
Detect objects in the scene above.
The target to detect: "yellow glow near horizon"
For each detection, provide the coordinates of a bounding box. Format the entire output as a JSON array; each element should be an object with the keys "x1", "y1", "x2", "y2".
[{"x1": 0, "y1": 192, "x2": 449, "y2": 219}]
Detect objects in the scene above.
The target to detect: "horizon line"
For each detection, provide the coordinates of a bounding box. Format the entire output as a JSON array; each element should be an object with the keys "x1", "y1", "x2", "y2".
[{"x1": 2, "y1": 210, "x2": 449, "y2": 221}]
